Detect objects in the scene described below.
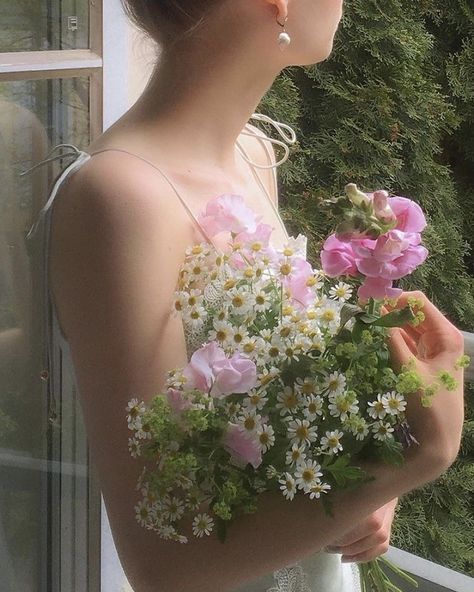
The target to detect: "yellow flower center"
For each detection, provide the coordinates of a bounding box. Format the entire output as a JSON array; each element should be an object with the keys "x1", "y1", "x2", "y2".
[
  {"x1": 244, "y1": 417, "x2": 256, "y2": 431},
  {"x1": 280, "y1": 263, "x2": 292, "y2": 276},
  {"x1": 302, "y1": 469, "x2": 314, "y2": 482},
  {"x1": 296, "y1": 425, "x2": 309, "y2": 439},
  {"x1": 232, "y1": 295, "x2": 244, "y2": 307}
]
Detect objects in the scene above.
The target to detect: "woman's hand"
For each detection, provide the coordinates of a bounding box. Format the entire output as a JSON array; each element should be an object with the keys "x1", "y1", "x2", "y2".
[
  {"x1": 324, "y1": 498, "x2": 398, "y2": 563},
  {"x1": 383, "y1": 290, "x2": 465, "y2": 468}
]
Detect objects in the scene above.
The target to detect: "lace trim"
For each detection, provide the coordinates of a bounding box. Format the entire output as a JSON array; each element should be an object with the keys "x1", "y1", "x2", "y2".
[{"x1": 266, "y1": 564, "x2": 311, "y2": 592}]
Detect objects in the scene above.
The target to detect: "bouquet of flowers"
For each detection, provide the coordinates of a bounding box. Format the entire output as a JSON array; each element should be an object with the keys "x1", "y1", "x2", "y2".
[{"x1": 126, "y1": 184, "x2": 469, "y2": 590}]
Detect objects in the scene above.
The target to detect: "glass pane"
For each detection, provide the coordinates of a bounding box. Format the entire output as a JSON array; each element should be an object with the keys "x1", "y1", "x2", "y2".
[
  {"x1": 0, "y1": 77, "x2": 91, "y2": 591},
  {"x1": 0, "y1": 0, "x2": 90, "y2": 52}
]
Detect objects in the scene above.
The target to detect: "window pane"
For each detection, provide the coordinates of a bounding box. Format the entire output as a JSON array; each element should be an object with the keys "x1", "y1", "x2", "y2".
[
  {"x1": 0, "y1": 77, "x2": 91, "y2": 591},
  {"x1": 0, "y1": 0, "x2": 90, "y2": 52}
]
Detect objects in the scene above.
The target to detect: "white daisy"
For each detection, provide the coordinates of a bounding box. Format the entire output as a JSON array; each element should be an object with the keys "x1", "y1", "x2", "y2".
[
  {"x1": 278, "y1": 472, "x2": 297, "y2": 501},
  {"x1": 276, "y1": 386, "x2": 302, "y2": 416},
  {"x1": 161, "y1": 495, "x2": 185, "y2": 522},
  {"x1": 329, "y1": 281, "x2": 353, "y2": 302},
  {"x1": 135, "y1": 421, "x2": 153, "y2": 440},
  {"x1": 303, "y1": 394, "x2": 324, "y2": 421},
  {"x1": 287, "y1": 418, "x2": 319, "y2": 447},
  {"x1": 286, "y1": 443, "x2": 307, "y2": 467},
  {"x1": 157, "y1": 523, "x2": 177, "y2": 540},
  {"x1": 256, "y1": 424, "x2": 275, "y2": 452},
  {"x1": 229, "y1": 324, "x2": 251, "y2": 349},
  {"x1": 328, "y1": 393, "x2": 359, "y2": 422},
  {"x1": 226, "y1": 286, "x2": 255, "y2": 315},
  {"x1": 253, "y1": 288, "x2": 272, "y2": 312},
  {"x1": 372, "y1": 420, "x2": 395, "y2": 441},
  {"x1": 126, "y1": 398, "x2": 146, "y2": 429},
  {"x1": 128, "y1": 437, "x2": 142, "y2": 458},
  {"x1": 308, "y1": 482, "x2": 331, "y2": 499},
  {"x1": 294, "y1": 459, "x2": 323, "y2": 493},
  {"x1": 295, "y1": 376, "x2": 319, "y2": 396},
  {"x1": 381, "y1": 391, "x2": 407, "y2": 416},
  {"x1": 320, "y1": 430, "x2": 344, "y2": 454},
  {"x1": 192, "y1": 513, "x2": 214, "y2": 538},
  {"x1": 236, "y1": 408, "x2": 262, "y2": 434},
  {"x1": 349, "y1": 416, "x2": 370, "y2": 441},
  {"x1": 208, "y1": 319, "x2": 233, "y2": 346},
  {"x1": 322, "y1": 371, "x2": 347, "y2": 397},
  {"x1": 182, "y1": 303, "x2": 208, "y2": 329},
  {"x1": 318, "y1": 301, "x2": 341, "y2": 331},
  {"x1": 242, "y1": 389, "x2": 268, "y2": 411},
  {"x1": 135, "y1": 499, "x2": 152, "y2": 528},
  {"x1": 225, "y1": 400, "x2": 241, "y2": 419},
  {"x1": 367, "y1": 394, "x2": 388, "y2": 420}
]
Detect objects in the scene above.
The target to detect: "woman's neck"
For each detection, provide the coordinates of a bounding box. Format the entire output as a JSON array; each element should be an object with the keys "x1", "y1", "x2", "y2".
[{"x1": 123, "y1": 41, "x2": 282, "y2": 175}]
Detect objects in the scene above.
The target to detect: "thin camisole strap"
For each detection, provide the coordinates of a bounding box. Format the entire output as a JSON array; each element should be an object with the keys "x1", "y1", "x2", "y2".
[{"x1": 88, "y1": 138, "x2": 289, "y2": 251}]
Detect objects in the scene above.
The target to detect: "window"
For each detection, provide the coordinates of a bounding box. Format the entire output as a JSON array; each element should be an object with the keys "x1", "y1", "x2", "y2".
[{"x1": 0, "y1": 2, "x2": 128, "y2": 590}]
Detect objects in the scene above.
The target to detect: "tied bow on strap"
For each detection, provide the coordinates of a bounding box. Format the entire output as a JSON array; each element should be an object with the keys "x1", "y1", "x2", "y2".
[{"x1": 20, "y1": 143, "x2": 91, "y2": 241}]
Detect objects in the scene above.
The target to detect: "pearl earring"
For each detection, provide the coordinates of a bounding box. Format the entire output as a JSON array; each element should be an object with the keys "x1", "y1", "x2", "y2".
[{"x1": 276, "y1": 16, "x2": 291, "y2": 50}]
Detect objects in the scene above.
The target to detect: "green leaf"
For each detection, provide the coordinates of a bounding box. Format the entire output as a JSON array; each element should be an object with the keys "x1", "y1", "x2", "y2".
[
  {"x1": 376, "y1": 438, "x2": 405, "y2": 466},
  {"x1": 324, "y1": 454, "x2": 368, "y2": 487},
  {"x1": 371, "y1": 306, "x2": 416, "y2": 328},
  {"x1": 340, "y1": 303, "x2": 364, "y2": 328}
]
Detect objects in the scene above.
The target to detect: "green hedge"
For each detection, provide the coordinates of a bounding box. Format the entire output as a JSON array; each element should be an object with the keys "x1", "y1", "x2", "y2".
[{"x1": 259, "y1": 0, "x2": 474, "y2": 577}]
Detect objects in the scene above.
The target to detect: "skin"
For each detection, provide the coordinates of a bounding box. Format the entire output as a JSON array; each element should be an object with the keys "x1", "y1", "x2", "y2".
[{"x1": 49, "y1": 1, "x2": 465, "y2": 589}]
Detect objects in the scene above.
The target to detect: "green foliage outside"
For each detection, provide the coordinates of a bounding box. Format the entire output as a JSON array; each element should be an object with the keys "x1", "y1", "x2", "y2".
[{"x1": 259, "y1": 0, "x2": 474, "y2": 577}]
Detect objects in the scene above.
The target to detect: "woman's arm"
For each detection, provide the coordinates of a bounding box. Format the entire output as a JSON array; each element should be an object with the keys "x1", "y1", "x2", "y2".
[{"x1": 51, "y1": 154, "x2": 457, "y2": 592}]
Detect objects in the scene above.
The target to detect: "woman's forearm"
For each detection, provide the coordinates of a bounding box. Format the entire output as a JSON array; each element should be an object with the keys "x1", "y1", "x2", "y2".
[{"x1": 118, "y1": 445, "x2": 447, "y2": 592}]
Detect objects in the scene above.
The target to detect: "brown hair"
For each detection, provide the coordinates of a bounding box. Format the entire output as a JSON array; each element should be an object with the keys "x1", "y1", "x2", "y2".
[{"x1": 121, "y1": 0, "x2": 223, "y2": 46}]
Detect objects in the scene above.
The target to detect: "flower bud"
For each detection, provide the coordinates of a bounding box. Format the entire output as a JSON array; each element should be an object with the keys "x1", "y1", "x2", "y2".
[
  {"x1": 373, "y1": 190, "x2": 397, "y2": 224},
  {"x1": 345, "y1": 183, "x2": 371, "y2": 208}
]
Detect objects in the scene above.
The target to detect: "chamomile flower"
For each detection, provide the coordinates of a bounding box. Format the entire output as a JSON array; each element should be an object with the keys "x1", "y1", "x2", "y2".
[
  {"x1": 308, "y1": 482, "x2": 331, "y2": 499},
  {"x1": 276, "y1": 386, "x2": 302, "y2": 416},
  {"x1": 182, "y1": 304, "x2": 208, "y2": 329},
  {"x1": 372, "y1": 421, "x2": 395, "y2": 441},
  {"x1": 192, "y1": 513, "x2": 214, "y2": 538},
  {"x1": 295, "y1": 376, "x2": 318, "y2": 396},
  {"x1": 287, "y1": 418, "x2": 318, "y2": 447},
  {"x1": 367, "y1": 394, "x2": 388, "y2": 420},
  {"x1": 294, "y1": 459, "x2": 323, "y2": 493},
  {"x1": 226, "y1": 286, "x2": 255, "y2": 315},
  {"x1": 135, "y1": 499, "x2": 152, "y2": 528},
  {"x1": 303, "y1": 394, "x2": 324, "y2": 421},
  {"x1": 381, "y1": 391, "x2": 407, "y2": 416},
  {"x1": 161, "y1": 495, "x2": 185, "y2": 522},
  {"x1": 128, "y1": 437, "x2": 142, "y2": 458},
  {"x1": 126, "y1": 398, "x2": 146, "y2": 429},
  {"x1": 348, "y1": 416, "x2": 370, "y2": 441},
  {"x1": 322, "y1": 371, "x2": 347, "y2": 397},
  {"x1": 135, "y1": 421, "x2": 153, "y2": 440},
  {"x1": 225, "y1": 401, "x2": 242, "y2": 419},
  {"x1": 320, "y1": 430, "x2": 344, "y2": 454},
  {"x1": 286, "y1": 443, "x2": 307, "y2": 467},
  {"x1": 242, "y1": 389, "x2": 268, "y2": 411},
  {"x1": 278, "y1": 472, "x2": 297, "y2": 500},
  {"x1": 328, "y1": 393, "x2": 360, "y2": 422},
  {"x1": 230, "y1": 324, "x2": 251, "y2": 349},
  {"x1": 253, "y1": 288, "x2": 272, "y2": 312},
  {"x1": 236, "y1": 408, "x2": 262, "y2": 434},
  {"x1": 329, "y1": 282, "x2": 353, "y2": 302},
  {"x1": 318, "y1": 301, "x2": 341, "y2": 332},
  {"x1": 240, "y1": 334, "x2": 260, "y2": 357},
  {"x1": 256, "y1": 424, "x2": 275, "y2": 452},
  {"x1": 157, "y1": 524, "x2": 177, "y2": 540},
  {"x1": 256, "y1": 366, "x2": 280, "y2": 388},
  {"x1": 208, "y1": 319, "x2": 233, "y2": 346}
]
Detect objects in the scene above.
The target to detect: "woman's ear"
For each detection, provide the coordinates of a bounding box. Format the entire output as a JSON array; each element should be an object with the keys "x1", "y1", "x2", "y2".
[{"x1": 264, "y1": 0, "x2": 289, "y2": 23}]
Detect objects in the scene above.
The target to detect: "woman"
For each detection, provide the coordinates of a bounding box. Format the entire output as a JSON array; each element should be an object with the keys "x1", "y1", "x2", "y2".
[{"x1": 43, "y1": 1, "x2": 466, "y2": 590}]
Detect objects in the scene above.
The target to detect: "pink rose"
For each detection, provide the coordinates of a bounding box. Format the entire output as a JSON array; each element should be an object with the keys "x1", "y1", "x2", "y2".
[
  {"x1": 182, "y1": 341, "x2": 257, "y2": 398},
  {"x1": 320, "y1": 235, "x2": 359, "y2": 277},
  {"x1": 197, "y1": 194, "x2": 263, "y2": 237},
  {"x1": 222, "y1": 423, "x2": 262, "y2": 469}
]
